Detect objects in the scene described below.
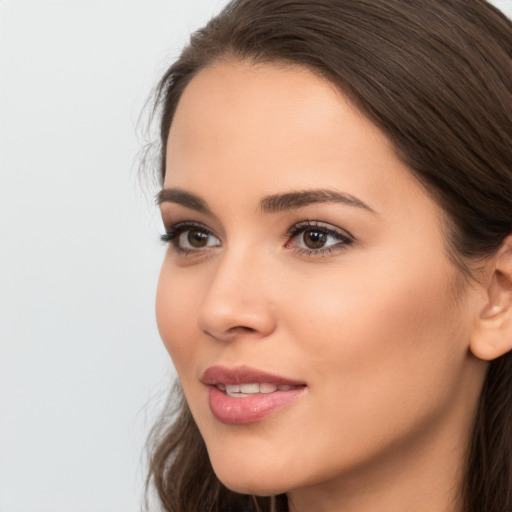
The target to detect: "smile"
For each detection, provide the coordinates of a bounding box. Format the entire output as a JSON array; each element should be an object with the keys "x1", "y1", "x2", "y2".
[{"x1": 202, "y1": 366, "x2": 307, "y2": 424}]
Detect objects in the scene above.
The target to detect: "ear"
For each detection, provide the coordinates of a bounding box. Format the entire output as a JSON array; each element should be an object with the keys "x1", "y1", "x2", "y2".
[{"x1": 470, "y1": 235, "x2": 512, "y2": 361}]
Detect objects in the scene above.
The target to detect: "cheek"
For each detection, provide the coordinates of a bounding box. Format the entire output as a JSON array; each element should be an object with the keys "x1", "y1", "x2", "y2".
[
  {"x1": 287, "y1": 236, "x2": 465, "y2": 362},
  {"x1": 246, "y1": 263, "x2": 470, "y2": 486},
  {"x1": 283, "y1": 257, "x2": 468, "y2": 439},
  {"x1": 155, "y1": 262, "x2": 201, "y2": 371}
]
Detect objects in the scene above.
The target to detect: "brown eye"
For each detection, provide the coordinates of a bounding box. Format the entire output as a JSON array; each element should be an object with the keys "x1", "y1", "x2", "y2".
[
  {"x1": 187, "y1": 229, "x2": 210, "y2": 248},
  {"x1": 286, "y1": 221, "x2": 354, "y2": 255},
  {"x1": 302, "y1": 230, "x2": 328, "y2": 249},
  {"x1": 173, "y1": 225, "x2": 221, "y2": 251}
]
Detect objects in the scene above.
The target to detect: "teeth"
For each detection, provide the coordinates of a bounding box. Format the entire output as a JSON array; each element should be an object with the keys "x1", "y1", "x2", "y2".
[
  {"x1": 259, "y1": 383, "x2": 278, "y2": 393},
  {"x1": 240, "y1": 383, "x2": 260, "y2": 393},
  {"x1": 225, "y1": 384, "x2": 240, "y2": 394},
  {"x1": 218, "y1": 382, "x2": 295, "y2": 397}
]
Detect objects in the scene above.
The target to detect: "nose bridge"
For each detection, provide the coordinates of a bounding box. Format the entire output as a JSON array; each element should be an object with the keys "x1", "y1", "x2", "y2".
[{"x1": 197, "y1": 243, "x2": 276, "y2": 340}]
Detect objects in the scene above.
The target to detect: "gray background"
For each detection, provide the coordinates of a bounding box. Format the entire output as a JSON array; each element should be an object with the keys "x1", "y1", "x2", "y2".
[{"x1": 1, "y1": 1, "x2": 511, "y2": 511}]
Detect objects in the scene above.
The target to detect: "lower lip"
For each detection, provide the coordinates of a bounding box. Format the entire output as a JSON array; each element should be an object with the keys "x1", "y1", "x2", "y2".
[{"x1": 207, "y1": 385, "x2": 305, "y2": 424}]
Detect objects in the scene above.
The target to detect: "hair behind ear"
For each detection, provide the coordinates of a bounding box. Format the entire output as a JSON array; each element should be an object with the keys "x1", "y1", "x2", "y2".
[{"x1": 463, "y1": 350, "x2": 512, "y2": 511}]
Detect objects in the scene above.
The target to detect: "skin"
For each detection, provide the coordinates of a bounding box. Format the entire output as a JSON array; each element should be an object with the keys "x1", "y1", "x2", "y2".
[{"x1": 156, "y1": 61, "x2": 490, "y2": 512}]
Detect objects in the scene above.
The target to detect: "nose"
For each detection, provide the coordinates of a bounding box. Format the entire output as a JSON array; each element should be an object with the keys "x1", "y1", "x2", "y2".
[{"x1": 197, "y1": 249, "x2": 277, "y2": 342}]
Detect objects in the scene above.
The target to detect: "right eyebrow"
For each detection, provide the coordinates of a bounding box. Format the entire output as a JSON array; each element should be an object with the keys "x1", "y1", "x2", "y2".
[{"x1": 156, "y1": 188, "x2": 212, "y2": 215}]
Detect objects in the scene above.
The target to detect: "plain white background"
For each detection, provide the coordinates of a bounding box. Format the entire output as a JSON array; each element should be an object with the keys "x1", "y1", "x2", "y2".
[
  {"x1": 1, "y1": 1, "x2": 511, "y2": 511},
  {"x1": 0, "y1": 1, "x2": 226, "y2": 511}
]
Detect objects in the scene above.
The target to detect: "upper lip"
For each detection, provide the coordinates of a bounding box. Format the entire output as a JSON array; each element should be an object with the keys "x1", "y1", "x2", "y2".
[{"x1": 201, "y1": 365, "x2": 306, "y2": 386}]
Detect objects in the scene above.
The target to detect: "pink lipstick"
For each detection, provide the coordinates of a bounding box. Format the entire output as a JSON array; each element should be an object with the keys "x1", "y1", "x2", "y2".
[{"x1": 201, "y1": 365, "x2": 306, "y2": 424}]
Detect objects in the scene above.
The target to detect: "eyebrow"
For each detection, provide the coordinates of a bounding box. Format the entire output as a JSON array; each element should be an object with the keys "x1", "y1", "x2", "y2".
[
  {"x1": 157, "y1": 188, "x2": 212, "y2": 214},
  {"x1": 260, "y1": 189, "x2": 375, "y2": 213},
  {"x1": 157, "y1": 187, "x2": 375, "y2": 215}
]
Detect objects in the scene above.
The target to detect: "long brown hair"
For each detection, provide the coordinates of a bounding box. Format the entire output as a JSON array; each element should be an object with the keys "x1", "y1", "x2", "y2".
[{"x1": 144, "y1": 1, "x2": 512, "y2": 511}]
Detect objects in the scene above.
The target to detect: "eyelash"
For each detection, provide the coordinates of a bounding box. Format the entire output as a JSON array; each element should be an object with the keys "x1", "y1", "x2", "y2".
[
  {"x1": 160, "y1": 220, "x2": 354, "y2": 257},
  {"x1": 160, "y1": 221, "x2": 219, "y2": 256},
  {"x1": 285, "y1": 220, "x2": 354, "y2": 257}
]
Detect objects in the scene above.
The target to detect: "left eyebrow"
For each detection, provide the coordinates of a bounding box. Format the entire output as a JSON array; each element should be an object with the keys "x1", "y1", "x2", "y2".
[{"x1": 260, "y1": 189, "x2": 376, "y2": 214}]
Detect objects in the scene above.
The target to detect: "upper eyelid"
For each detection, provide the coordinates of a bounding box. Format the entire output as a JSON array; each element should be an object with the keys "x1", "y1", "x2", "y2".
[
  {"x1": 163, "y1": 219, "x2": 354, "y2": 237},
  {"x1": 164, "y1": 220, "x2": 216, "y2": 234},
  {"x1": 161, "y1": 213, "x2": 223, "y2": 235},
  {"x1": 165, "y1": 219, "x2": 351, "y2": 235},
  {"x1": 288, "y1": 220, "x2": 355, "y2": 239}
]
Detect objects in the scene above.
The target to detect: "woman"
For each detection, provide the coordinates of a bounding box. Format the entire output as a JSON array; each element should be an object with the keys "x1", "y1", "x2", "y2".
[{"x1": 145, "y1": 1, "x2": 512, "y2": 511}]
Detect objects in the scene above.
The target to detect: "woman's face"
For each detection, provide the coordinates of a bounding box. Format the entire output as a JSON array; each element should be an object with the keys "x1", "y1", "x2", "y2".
[{"x1": 156, "y1": 61, "x2": 486, "y2": 503}]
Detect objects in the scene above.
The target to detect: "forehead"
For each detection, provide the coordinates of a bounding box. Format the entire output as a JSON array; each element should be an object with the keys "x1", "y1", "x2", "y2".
[
  {"x1": 166, "y1": 61, "x2": 347, "y2": 162},
  {"x1": 165, "y1": 60, "x2": 442, "y2": 225},
  {"x1": 170, "y1": 60, "x2": 349, "y2": 139},
  {"x1": 167, "y1": 61, "x2": 395, "y2": 189}
]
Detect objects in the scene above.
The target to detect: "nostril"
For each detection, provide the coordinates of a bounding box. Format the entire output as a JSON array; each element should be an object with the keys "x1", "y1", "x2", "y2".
[
  {"x1": 202, "y1": 324, "x2": 261, "y2": 342},
  {"x1": 227, "y1": 326, "x2": 257, "y2": 334}
]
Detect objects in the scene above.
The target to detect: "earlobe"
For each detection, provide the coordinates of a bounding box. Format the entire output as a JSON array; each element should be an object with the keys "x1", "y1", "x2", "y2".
[{"x1": 470, "y1": 235, "x2": 512, "y2": 361}]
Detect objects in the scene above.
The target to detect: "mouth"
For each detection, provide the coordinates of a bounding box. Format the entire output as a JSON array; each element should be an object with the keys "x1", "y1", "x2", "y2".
[
  {"x1": 216, "y1": 382, "x2": 301, "y2": 397},
  {"x1": 201, "y1": 365, "x2": 307, "y2": 424}
]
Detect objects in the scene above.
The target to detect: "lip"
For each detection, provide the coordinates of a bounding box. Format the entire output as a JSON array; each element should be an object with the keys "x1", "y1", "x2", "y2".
[
  {"x1": 201, "y1": 365, "x2": 306, "y2": 425},
  {"x1": 201, "y1": 365, "x2": 306, "y2": 386}
]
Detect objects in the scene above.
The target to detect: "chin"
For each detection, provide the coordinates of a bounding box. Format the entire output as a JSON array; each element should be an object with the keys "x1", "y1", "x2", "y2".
[
  {"x1": 208, "y1": 451, "x2": 294, "y2": 496},
  {"x1": 215, "y1": 471, "x2": 289, "y2": 497}
]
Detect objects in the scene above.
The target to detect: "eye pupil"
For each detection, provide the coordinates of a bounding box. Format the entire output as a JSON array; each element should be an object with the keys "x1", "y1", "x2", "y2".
[
  {"x1": 304, "y1": 230, "x2": 327, "y2": 249},
  {"x1": 188, "y1": 230, "x2": 209, "y2": 247}
]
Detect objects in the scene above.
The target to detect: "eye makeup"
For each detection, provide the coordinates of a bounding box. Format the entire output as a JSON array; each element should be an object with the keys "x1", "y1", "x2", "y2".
[
  {"x1": 285, "y1": 220, "x2": 355, "y2": 257},
  {"x1": 161, "y1": 221, "x2": 221, "y2": 255},
  {"x1": 161, "y1": 218, "x2": 355, "y2": 259}
]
